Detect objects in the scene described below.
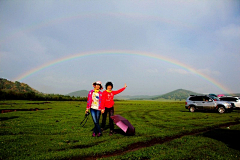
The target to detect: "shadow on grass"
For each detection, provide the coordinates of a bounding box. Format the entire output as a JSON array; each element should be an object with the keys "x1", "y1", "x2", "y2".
[
  {"x1": 94, "y1": 125, "x2": 134, "y2": 136},
  {"x1": 57, "y1": 140, "x2": 107, "y2": 152},
  {"x1": 114, "y1": 129, "x2": 135, "y2": 136},
  {"x1": 202, "y1": 129, "x2": 240, "y2": 151},
  {"x1": 56, "y1": 144, "x2": 94, "y2": 151},
  {"x1": 114, "y1": 129, "x2": 127, "y2": 135},
  {"x1": 179, "y1": 110, "x2": 190, "y2": 112},
  {"x1": 0, "y1": 108, "x2": 50, "y2": 114},
  {"x1": 0, "y1": 116, "x2": 19, "y2": 121}
]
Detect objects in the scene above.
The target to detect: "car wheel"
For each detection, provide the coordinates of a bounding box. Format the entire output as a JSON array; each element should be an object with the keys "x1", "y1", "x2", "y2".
[
  {"x1": 218, "y1": 106, "x2": 225, "y2": 113},
  {"x1": 189, "y1": 106, "x2": 195, "y2": 112}
]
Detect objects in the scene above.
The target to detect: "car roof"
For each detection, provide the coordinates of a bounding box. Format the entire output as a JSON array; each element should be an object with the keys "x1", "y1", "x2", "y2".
[
  {"x1": 220, "y1": 96, "x2": 238, "y2": 98},
  {"x1": 189, "y1": 95, "x2": 206, "y2": 97}
]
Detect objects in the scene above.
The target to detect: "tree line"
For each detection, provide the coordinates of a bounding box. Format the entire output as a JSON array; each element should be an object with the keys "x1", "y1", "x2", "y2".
[
  {"x1": 0, "y1": 90, "x2": 87, "y2": 101},
  {"x1": 0, "y1": 78, "x2": 87, "y2": 101}
]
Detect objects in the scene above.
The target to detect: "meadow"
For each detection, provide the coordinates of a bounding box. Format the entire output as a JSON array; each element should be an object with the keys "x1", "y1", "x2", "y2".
[{"x1": 0, "y1": 100, "x2": 240, "y2": 160}]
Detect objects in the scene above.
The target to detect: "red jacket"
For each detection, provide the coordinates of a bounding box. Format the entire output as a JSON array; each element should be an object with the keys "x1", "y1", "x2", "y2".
[{"x1": 102, "y1": 87, "x2": 126, "y2": 108}]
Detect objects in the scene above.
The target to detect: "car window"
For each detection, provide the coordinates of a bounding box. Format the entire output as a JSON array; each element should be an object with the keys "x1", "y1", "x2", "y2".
[
  {"x1": 190, "y1": 96, "x2": 202, "y2": 101},
  {"x1": 207, "y1": 97, "x2": 213, "y2": 101},
  {"x1": 225, "y1": 98, "x2": 232, "y2": 101},
  {"x1": 197, "y1": 96, "x2": 204, "y2": 101},
  {"x1": 220, "y1": 97, "x2": 227, "y2": 101},
  {"x1": 203, "y1": 96, "x2": 211, "y2": 101},
  {"x1": 189, "y1": 97, "x2": 196, "y2": 101},
  {"x1": 231, "y1": 98, "x2": 237, "y2": 101},
  {"x1": 221, "y1": 97, "x2": 237, "y2": 101}
]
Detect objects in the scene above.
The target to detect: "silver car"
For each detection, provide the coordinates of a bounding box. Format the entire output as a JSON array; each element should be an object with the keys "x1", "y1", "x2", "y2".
[
  {"x1": 185, "y1": 95, "x2": 233, "y2": 113},
  {"x1": 219, "y1": 96, "x2": 240, "y2": 109}
]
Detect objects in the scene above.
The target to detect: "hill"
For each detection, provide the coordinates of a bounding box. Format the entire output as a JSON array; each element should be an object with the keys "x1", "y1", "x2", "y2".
[
  {"x1": 115, "y1": 95, "x2": 156, "y2": 100},
  {"x1": 224, "y1": 93, "x2": 240, "y2": 97},
  {"x1": 0, "y1": 78, "x2": 87, "y2": 101},
  {"x1": 115, "y1": 89, "x2": 200, "y2": 100},
  {"x1": 66, "y1": 90, "x2": 89, "y2": 97},
  {"x1": 0, "y1": 78, "x2": 39, "y2": 93},
  {"x1": 152, "y1": 89, "x2": 200, "y2": 100}
]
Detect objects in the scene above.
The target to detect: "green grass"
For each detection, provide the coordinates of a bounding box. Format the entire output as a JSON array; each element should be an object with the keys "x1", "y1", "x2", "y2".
[
  {"x1": 0, "y1": 100, "x2": 240, "y2": 159},
  {"x1": 105, "y1": 124, "x2": 240, "y2": 160}
]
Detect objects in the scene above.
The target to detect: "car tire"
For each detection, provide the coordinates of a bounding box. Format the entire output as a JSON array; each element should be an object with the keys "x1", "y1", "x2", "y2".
[
  {"x1": 218, "y1": 106, "x2": 225, "y2": 113},
  {"x1": 189, "y1": 106, "x2": 195, "y2": 112}
]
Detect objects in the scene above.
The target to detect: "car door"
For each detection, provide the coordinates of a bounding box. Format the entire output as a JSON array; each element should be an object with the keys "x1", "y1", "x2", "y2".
[
  {"x1": 194, "y1": 96, "x2": 203, "y2": 110},
  {"x1": 235, "y1": 98, "x2": 240, "y2": 107},
  {"x1": 204, "y1": 97, "x2": 215, "y2": 110},
  {"x1": 201, "y1": 96, "x2": 212, "y2": 110},
  {"x1": 228, "y1": 97, "x2": 239, "y2": 108}
]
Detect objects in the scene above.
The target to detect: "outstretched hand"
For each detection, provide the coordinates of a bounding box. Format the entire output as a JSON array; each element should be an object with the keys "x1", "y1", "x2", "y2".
[{"x1": 124, "y1": 83, "x2": 127, "y2": 88}]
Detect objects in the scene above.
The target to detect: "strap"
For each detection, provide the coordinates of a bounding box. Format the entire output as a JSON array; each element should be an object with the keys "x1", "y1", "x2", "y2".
[
  {"x1": 80, "y1": 116, "x2": 89, "y2": 127},
  {"x1": 80, "y1": 112, "x2": 90, "y2": 127}
]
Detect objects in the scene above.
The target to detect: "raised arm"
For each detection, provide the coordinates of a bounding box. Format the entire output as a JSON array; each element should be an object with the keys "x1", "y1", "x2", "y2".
[{"x1": 113, "y1": 84, "x2": 127, "y2": 95}]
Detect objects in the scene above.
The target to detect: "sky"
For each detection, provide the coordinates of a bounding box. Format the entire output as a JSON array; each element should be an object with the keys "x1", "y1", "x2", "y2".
[{"x1": 0, "y1": 0, "x2": 240, "y2": 96}]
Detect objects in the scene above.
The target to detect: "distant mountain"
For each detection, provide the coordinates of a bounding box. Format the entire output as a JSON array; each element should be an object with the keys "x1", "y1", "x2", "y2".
[
  {"x1": 67, "y1": 91, "x2": 156, "y2": 99},
  {"x1": 0, "y1": 78, "x2": 40, "y2": 93},
  {"x1": 233, "y1": 93, "x2": 240, "y2": 97},
  {"x1": 115, "y1": 95, "x2": 156, "y2": 100},
  {"x1": 115, "y1": 89, "x2": 200, "y2": 100},
  {"x1": 152, "y1": 89, "x2": 200, "y2": 100},
  {"x1": 224, "y1": 93, "x2": 240, "y2": 97},
  {"x1": 67, "y1": 90, "x2": 89, "y2": 97}
]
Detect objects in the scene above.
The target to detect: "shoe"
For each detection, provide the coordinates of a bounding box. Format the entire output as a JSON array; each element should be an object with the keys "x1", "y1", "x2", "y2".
[
  {"x1": 92, "y1": 133, "x2": 96, "y2": 137},
  {"x1": 97, "y1": 133, "x2": 102, "y2": 137},
  {"x1": 109, "y1": 130, "x2": 114, "y2": 136}
]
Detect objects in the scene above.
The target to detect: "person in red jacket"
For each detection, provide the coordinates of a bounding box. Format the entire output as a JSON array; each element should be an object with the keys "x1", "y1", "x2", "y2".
[{"x1": 101, "y1": 82, "x2": 127, "y2": 135}]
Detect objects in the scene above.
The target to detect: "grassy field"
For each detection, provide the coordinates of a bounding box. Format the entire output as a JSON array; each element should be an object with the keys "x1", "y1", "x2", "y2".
[{"x1": 0, "y1": 100, "x2": 240, "y2": 160}]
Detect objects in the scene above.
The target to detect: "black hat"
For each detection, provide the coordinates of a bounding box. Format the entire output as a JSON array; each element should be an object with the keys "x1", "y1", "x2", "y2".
[{"x1": 105, "y1": 82, "x2": 113, "y2": 89}]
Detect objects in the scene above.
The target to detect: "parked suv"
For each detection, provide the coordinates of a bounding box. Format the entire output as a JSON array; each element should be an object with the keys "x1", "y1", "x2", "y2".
[
  {"x1": 185, "y1": 95, "x2": 233, "y2": 113},
  {"x1": 219, "y1": 96, "x2": 240, "y2": 109}
]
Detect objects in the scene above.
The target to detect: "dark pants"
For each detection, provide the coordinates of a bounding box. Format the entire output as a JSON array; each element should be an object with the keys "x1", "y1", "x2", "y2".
[
  {"x1": 101, "y1": 107, "x2": 114, "y2": 131},
  {"x1": 90, "y1": 108, "x2": 101, "y2": 134}
]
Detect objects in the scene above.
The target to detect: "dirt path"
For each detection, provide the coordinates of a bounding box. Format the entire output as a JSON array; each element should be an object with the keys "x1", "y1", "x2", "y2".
[{"x1": 71, "y1": 121, "x2": 240, "y2": 160}]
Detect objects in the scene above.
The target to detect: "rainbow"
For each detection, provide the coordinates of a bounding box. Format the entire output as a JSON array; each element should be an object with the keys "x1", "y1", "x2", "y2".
[{"x1": 13, "y1": 50, "x2": 232, "y2": 94}]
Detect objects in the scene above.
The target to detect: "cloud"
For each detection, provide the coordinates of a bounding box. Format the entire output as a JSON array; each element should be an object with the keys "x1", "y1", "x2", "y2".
[
  {"x1": 196, "y1": 68, "x2": 221, "y2": 76},
  {"x1": 168, "y1": 68, "x2": 189, "y2": 75},
  {"x1": 147, "y1": 68, "x2": 158, "y2": 73},
  {"x1": 216, "y1": 24, "x2": 240, "y2": 38},
  {"x1": 211, "y1": 23, "x2": 240, "y2": 59},
  {"x1": 168, "y1": 68, "x2": 221, "y2": 76}
]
